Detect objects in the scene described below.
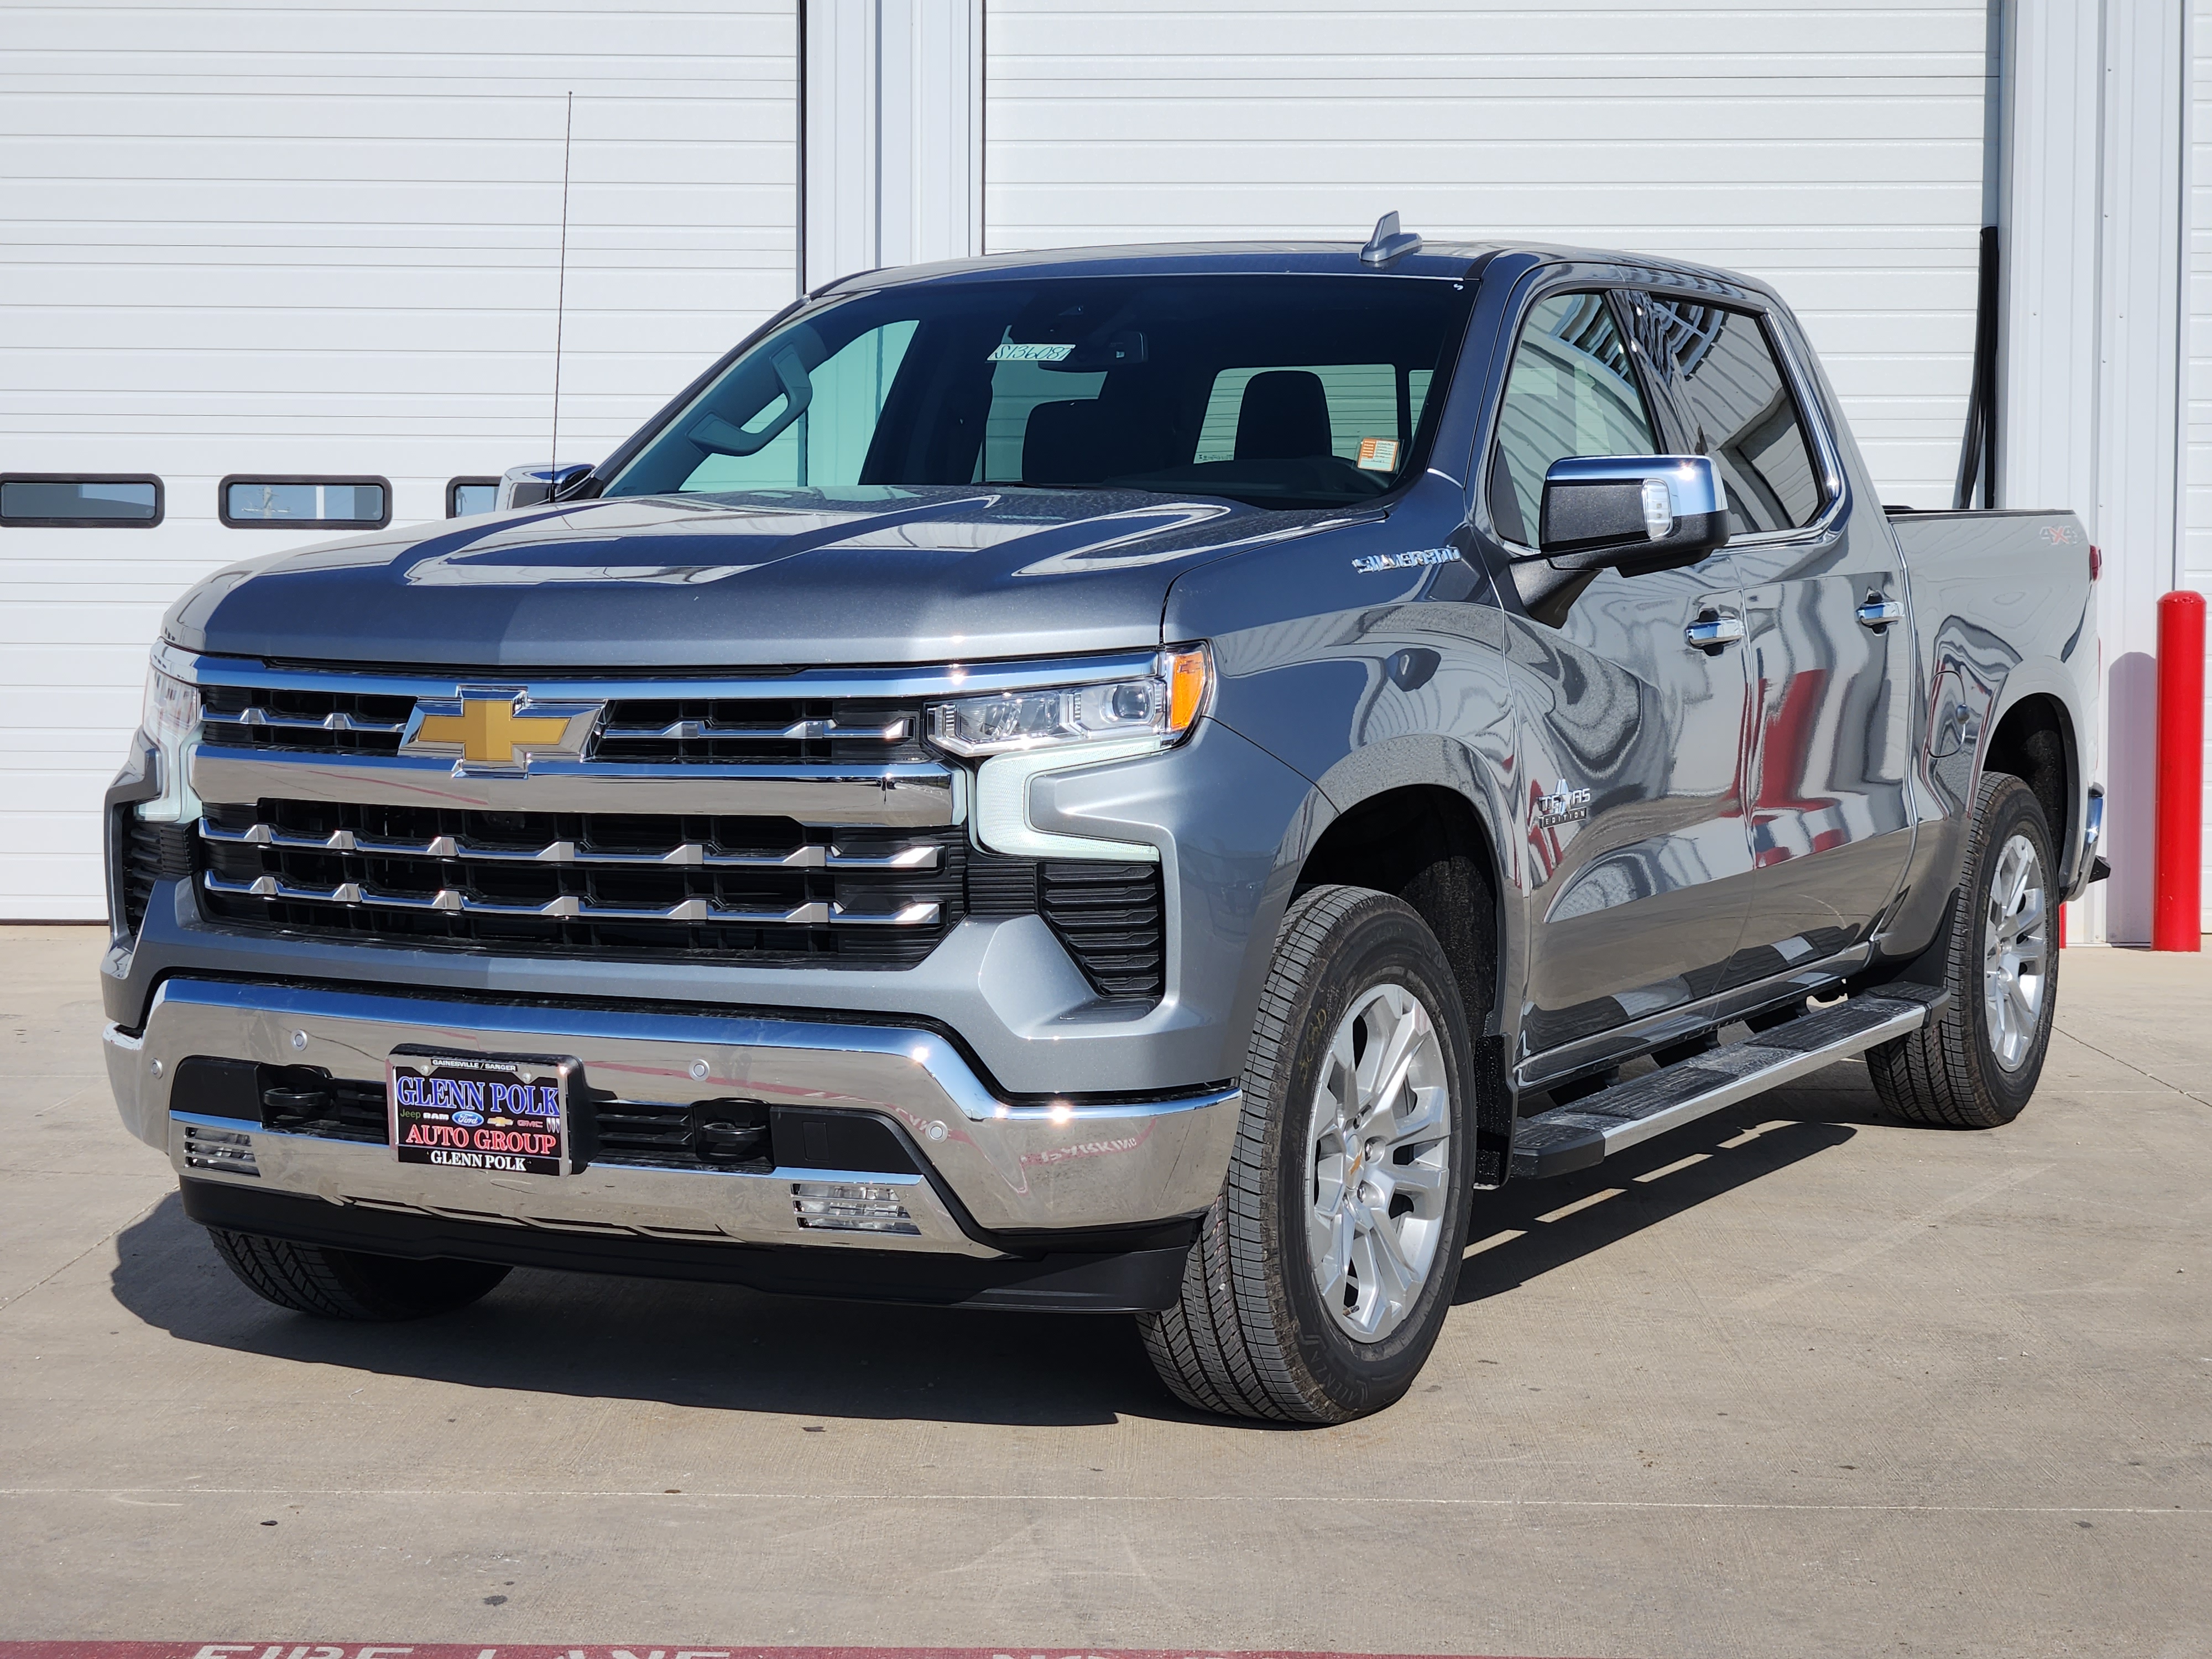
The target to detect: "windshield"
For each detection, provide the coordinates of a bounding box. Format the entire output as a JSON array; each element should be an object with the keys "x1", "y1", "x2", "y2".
[{"x1": 601, "y1": 274, "x2": 1473, "y2": 510}]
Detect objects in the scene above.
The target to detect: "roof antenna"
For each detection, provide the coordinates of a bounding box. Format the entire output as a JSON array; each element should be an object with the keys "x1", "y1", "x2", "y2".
[
  {"x1": 548, "y1": 90, "x2": 574, "y2": 500},
  {"x1": 1360, "y1": 210, "x2": 1422, "y2": 267}
]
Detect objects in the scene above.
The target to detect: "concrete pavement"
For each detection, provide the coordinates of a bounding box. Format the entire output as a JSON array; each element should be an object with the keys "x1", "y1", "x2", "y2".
[{"x1": 3, "y1": 924, "x2": 2208, "y2": 1657}]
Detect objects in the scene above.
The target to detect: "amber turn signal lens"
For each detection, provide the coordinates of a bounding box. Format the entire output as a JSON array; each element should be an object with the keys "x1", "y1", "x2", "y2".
[{"x1": 1162, "y1": 645, "x2": 1212, "y2": 735}]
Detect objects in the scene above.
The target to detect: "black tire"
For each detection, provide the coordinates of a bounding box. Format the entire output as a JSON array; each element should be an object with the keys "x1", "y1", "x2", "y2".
[
  {"x1": 1138, "y1": 885, "x2": 1477, "y2": 1423},
  {"x1": 1866, "y1": 772, "x2": 2059, "y2": 1128},
  {"x1": 208, "y1": 1228, "x2": 511, "y2": 1321}
]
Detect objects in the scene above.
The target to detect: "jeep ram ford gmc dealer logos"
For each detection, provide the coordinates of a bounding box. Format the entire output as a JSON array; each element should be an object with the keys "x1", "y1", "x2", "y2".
[{"x1": 386, "y1": 1052, "x2": 572, "y2": 1176}]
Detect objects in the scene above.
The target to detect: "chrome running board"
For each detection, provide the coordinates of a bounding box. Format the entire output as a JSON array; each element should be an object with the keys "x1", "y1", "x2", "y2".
[{"x1": 1510, "y1": 984, "x2": 1950, "y2": 1180}]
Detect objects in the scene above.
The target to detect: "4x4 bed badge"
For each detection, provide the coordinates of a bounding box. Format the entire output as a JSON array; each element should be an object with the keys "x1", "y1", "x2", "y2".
[{"x1": 399, "y1": 686, "x2": 604, "y2": 775}]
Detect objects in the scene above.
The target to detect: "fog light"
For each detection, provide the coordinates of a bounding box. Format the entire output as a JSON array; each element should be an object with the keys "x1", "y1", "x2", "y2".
[
  {"x1": 792, "y1": 1180, "x2": 918, "y2": 1235},
  {"x1": 183, "y1": 1123, "x2": 259, "y2": 1177}
]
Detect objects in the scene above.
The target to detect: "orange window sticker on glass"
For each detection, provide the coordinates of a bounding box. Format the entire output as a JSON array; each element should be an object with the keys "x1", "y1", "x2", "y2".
[{"x1": 1357, "y1": 437, "x2": 1401, "y2": 471}]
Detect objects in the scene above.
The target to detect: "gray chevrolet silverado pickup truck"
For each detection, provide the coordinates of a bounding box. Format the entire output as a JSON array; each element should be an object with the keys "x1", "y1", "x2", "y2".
[{"x1": 103, "y1": 226, "x2": 2102, "y2": 1422}]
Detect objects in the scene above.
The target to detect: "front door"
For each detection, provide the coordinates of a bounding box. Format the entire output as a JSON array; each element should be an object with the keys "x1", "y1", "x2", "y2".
[
  {"x1": 1633, "y1": 294, "x2": 1914, "y2": 982},
  {"x1": 1486, "y1": 289, "x2": 1757, "y2": 1068}
]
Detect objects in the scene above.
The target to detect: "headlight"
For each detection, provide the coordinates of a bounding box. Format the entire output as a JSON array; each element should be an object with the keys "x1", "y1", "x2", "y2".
[
  {"x1": 137, "y1": 644, "x2": 202, "y2": 823},
  {"x1": 926, "y1": 645, "x2": 1212, "y2": 757},
  {"x1": 143, "y1": 658, "x2": 200, "y2": 749}
]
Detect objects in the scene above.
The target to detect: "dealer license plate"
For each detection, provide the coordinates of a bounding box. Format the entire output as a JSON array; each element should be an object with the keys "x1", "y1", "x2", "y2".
[{"x1": 387, "y1": 1050, "x2": 574, "y2": 1176}]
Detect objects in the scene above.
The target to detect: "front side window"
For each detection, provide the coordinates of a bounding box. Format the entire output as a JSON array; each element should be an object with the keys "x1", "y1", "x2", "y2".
[
  {"x1": 1641, "y1": 299, "x2": 1825, "y2": 534},
  {"x1": 0, "y1": 474, "x2": 162, "y2": 527},
  {"x1": 221, "y1": 476, "x2": 389, "y2": 529},
  {"x1": 1487, "y1": 292, "x2": 1658, "y2": 546},
  {"x1": 602, "y1": 275, "x2": 1474, "y2": 511}
]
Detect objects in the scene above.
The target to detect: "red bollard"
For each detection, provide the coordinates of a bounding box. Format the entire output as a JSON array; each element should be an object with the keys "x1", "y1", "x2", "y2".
[{"x1": 2152, "y1": 588, "x2": 2206, "y2": 951}]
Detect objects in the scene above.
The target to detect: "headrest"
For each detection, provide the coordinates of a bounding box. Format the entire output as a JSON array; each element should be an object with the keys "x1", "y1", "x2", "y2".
[{"x1": 1234, "y1": 370, "x2": 1332, "y2": 461}]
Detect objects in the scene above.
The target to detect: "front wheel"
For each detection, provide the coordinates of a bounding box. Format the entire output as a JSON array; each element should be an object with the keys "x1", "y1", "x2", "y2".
[
  {"x1": 1139, "y1": 885, "x2": 1476, "y2": 1423},
  {"x1": 1866, "y1": 771, "x2": 2058, "y2": 1128},
  {"x1": 208, "y1": 1228, "x2": 512, "y2": 1321}
]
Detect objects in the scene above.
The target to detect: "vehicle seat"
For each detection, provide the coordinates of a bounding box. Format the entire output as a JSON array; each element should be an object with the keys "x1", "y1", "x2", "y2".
[{"x1": 1234, "y1": 370, "x2": 1332, "y2": 461}]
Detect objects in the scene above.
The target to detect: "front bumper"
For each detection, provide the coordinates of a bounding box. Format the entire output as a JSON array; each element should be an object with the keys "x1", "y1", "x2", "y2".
[{"x1": 107, "y1": 978, "x2": 1239, "y2": 1256}]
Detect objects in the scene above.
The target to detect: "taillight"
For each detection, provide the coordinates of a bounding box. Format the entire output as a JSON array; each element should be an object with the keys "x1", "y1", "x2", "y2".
[{"x1": 2089, "y1": 544, "x2": 2103, "y2": 582}]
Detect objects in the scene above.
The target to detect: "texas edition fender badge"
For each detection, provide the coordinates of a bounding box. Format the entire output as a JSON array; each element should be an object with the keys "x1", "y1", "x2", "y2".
[
  {"x1": 1352, "y1": 547, "x2": 1463, "y2": 574},
  {"x1": 1532, "y1": 784, "x2": 1592, "y2": 830}
]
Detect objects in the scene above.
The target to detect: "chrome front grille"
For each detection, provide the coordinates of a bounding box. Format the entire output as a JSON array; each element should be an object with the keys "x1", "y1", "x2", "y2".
[
  {"x1": 200, "y1": 685, "x2": 415, "y2": 757},
  {"x1": 591, "y1": 700, "x2": 926, "y2": 765},
  {"x1": 172, "y1": 653, "x2": 1167, "y2": 1000},
  {"x1": 198, "y1": 682, "x2": 928, "y2": 766},
  {"x1": 197, "y1": 800, "x2": 964, "y2": 966}
]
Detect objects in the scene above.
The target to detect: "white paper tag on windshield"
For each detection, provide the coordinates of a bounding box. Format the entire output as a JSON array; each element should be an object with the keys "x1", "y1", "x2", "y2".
[
  {"x1": 1356, "y1": 437, "x2": 1401, "y2": 471},
  {"x1": 988, "y1": 342, "x2": 1075, "y2": 362}
]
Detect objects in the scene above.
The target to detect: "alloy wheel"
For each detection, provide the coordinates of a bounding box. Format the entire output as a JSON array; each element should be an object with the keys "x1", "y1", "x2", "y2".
[
  {"x1": 1983, "y1": 831, "x2": 2049, "y2": 1072},
  {"x1": 1305, "y1": 982, "x2": 1453, "y2": 1342}
]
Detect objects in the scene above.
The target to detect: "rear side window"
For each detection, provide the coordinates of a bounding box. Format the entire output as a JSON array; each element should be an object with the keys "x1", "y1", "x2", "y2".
[
  {"x1": 1641, "y1": 299, "x2": 1825, "y2": 534},
  {"x1": 1488, "y1": 292, "x2": 1657, "y2": 546}
]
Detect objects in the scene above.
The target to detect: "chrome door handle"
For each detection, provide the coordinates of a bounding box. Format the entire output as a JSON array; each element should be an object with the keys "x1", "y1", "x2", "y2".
[
  {"x1": 1856, "y1": 598, "x2": 1905, "y2": 630},
  {"x1": 1684, "y1": 614, "x2": 1745, "y2": 652}
]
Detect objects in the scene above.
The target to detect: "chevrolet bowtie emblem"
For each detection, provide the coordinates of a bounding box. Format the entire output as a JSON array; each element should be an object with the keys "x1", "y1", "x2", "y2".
[{"x1": 399, "y1": 687, "x2": 603, "y2": 776}]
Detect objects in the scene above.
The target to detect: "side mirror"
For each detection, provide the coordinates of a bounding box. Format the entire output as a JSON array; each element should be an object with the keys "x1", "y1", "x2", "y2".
[
  {"x1": 498, "y1": 462, "x2": 594, "y2": 509},
  {"x1": 1537, "y1": 455, "x2": 1729, "y2": 574}
]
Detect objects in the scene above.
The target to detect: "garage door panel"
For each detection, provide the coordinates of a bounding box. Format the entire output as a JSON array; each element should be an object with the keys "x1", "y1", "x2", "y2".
[
  {"x1": 997, "y1": 10, "x2": 1979, "y2": 60},
  {"x1": 2, "y1": 92, "x2": 790, "y2": 147},
  {"x1": 7, "y1": 6, "x2": 791, "y2": 58},
  {"x1": 989, "y1": 0, "x2": 1985, "y2": 518},
  {"x1": 0, "y1": 2, "x2": 797, "y2": 917}
]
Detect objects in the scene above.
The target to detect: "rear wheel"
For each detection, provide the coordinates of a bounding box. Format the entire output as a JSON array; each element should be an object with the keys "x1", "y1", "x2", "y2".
[
  {"x1": 1139, "y1": 885, "x2": 1476, "y2": 1423},
  {"x1": 1867, "y1": 772, "x2": 2058, "y2": 1128},
  {"x1": 208, "y1": 1228, "x2": 510, "y2": 1321}
]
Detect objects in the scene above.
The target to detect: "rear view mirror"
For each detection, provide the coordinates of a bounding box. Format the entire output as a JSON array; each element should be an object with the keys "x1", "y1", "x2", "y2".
[{"x1": 1537, "y1": 455, "x2": 1729, "y2": 574}]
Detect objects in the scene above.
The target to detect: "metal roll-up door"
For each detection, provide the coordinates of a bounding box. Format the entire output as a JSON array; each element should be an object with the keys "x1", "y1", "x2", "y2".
[
  {"x1": 985, "y1": 0, "x2": 1990, "y2": 509},
  {"x1": 0, "y1": 2, "x2": 798, "y2": 917}
]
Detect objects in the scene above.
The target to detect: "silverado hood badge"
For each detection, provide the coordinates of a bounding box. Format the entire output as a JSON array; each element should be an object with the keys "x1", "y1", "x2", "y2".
[{"x1": 400, "y1": 687, "x2": 604, "y2": 776}]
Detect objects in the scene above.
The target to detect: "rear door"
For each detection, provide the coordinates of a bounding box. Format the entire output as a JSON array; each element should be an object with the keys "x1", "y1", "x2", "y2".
[
  {"x1": 1632, "y1": 291, "x2": 1914, "y2": 982},
  {"x1": 1488, "y1": 289, "x2": 1756, "y2": 1067}
]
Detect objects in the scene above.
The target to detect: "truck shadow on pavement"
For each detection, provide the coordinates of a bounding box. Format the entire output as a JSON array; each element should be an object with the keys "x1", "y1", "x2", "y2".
[
  {"x1": 105, "y1": 1077, "x2": 1891, "y2": 1427},
  {"x1": 1453, "y1": 1078, "x2": 1882, "y2": 1306}
]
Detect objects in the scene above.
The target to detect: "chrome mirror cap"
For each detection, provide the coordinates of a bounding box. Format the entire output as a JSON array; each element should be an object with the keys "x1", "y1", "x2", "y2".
[
  {"x1": 498, "y1": 462, "x2": 595, "y2": 510},
  {"x1": 1536, "y1": 454, "x2": 1730, "y2": 575}
]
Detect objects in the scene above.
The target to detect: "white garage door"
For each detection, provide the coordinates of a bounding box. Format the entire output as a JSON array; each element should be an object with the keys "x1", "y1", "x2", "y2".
[
  {"x1": 985, "y1": 0, "x2": 1990, "y2": 510},
  {"x1": 0, "y1": 1, "x2": 797, "y2": 919}
]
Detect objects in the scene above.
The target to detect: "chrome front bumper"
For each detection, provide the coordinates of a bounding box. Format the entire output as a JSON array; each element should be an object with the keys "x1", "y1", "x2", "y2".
[{"x1": 106, "y1": 979, "x2": 1239, "y2": 1256}]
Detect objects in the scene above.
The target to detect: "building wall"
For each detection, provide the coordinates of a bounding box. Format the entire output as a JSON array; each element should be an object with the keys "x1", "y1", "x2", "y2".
[
  {"x1": 3, "y1": 0, "x2": 2205, "y2": 935},
  {"x1": 2190, "y1": 0, "x2": 2212, "y2": 926},
  {"x1": 0, "y1": 0, "x2": 798, "y2": 917}
]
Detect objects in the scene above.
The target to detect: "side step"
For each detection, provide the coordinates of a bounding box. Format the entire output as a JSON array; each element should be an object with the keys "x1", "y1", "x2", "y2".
[{"x1": 1510, "y1": 983, "x2": 1950, "y2": 1180}]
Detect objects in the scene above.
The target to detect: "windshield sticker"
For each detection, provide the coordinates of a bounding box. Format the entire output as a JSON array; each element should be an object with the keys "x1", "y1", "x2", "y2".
[
  {"x1": 988, "y1": 342, "x2": 1075, "y2": 362},
  {"x1": 1356, "y1": 437, "x2": 1401, "y2": 471}
]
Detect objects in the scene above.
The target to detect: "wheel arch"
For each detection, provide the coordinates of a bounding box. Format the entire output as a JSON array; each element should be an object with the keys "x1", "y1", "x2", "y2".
[
  {"x1": 1981, "y1": 685, "x2": 2078, "y2": 879},
  {"x1": 1284, "y1": 768, "x2": 1517, "y2": 1185}
]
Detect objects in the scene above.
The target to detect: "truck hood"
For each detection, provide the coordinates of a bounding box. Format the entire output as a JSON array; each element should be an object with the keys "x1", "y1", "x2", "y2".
[{"x1": 166, "y1": 485, "x2": 1353, "y2": 669}]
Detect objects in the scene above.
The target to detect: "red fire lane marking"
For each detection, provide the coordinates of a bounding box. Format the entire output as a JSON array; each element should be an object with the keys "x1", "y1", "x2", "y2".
[{"x1": 0, "y1": 1646, "x2": 1593, "y2": 1659}]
